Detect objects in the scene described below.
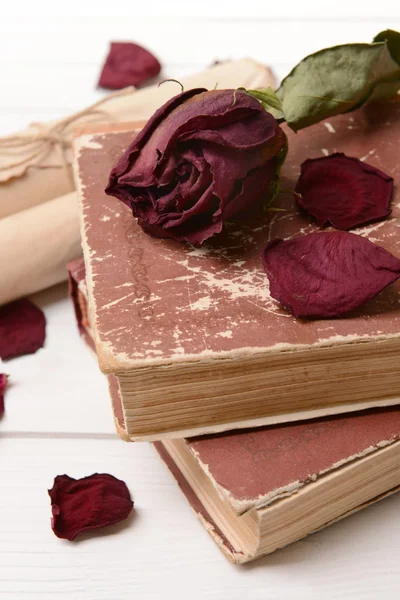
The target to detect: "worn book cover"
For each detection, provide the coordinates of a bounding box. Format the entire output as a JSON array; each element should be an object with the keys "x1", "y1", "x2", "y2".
[
  {"x1": 74, "y1": 99, "x2": 400, "y2": 439},
  {"x1": 156, "y1": 413, "x2": 400, "y2": 562}
]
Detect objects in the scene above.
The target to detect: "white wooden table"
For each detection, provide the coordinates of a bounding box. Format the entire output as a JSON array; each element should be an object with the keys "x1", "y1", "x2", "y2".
[{"x1": 2, "y1": 4, "x2": 400, "y2": 598}]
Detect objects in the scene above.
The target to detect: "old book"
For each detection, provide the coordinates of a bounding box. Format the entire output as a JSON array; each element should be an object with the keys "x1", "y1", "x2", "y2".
[
  {"x1": 73, "y1": 99, "x2": 400, "y2": 441},
  {"x1": 68, "y1": 258, "x2": 400, "y2": 562},
  {"x1": 156, "y1": 414, "x2": 400, "y2": 563}
]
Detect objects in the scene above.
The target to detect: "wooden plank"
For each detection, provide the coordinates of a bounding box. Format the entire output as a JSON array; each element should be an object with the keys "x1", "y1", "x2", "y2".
[
  {"x1": 0, "y1": 437, "x2": 228, "y2": 598},
  {"x1": 1, "y1": 436, "x2": 400, "y2": 598}
]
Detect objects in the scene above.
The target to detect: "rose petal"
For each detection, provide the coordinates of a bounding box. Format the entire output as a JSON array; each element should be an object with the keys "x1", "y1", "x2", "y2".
[
  {"x1": 0, "y1": 368, "x2": 7, "y2": 417},
  {"x1": 176, "y1": 98, "x2": 278, "y2": 150},
  {"x1": 295, "y1": 153, "x2": 393, "y2": 230},
  {"x1": 98, "y1": 42, "x2": 161, "y2": 89},
  {"x1": 107, "y1": 88, "x2": 205, "y2": 191},
  {"x1": 48, "y1": 473, "x2": 134, "y2": 541},
  {"x1": 223, "y1": 160, "x2": 278, "y2": 219},
  {"x1": 262, "y1": 231, "x2": 400, "y2": 318},
  {"x1": 202, "y1": 125, "x2": 286, "y2": 201},
  {"x1": 0, "y1": 298, "x2": 46, "y2": 360},
  {"x1": 152, "y1": 90, "x2": 278, "y2": 163}
]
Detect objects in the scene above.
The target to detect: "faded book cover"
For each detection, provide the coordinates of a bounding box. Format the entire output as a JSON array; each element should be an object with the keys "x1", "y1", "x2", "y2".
[
  {"x1": 74, "y1": 98, "x2": 400, "y2": 437},
  {"x1": 154, "y1": 439, "x2": 400, "y2": 563},
  {"x1": 186, "y1": 408, "x2": 400, "y2": 513},
  {"x1": 75, "y1": 101, "x2": 400, "y2": 371},
  {"x1": 158, "y1": 409, "x2": 400, "y2": 560}
]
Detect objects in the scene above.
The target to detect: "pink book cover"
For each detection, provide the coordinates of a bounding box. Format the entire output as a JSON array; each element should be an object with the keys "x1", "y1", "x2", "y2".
[
  {"x1": 75, "y1": 102, "x2": 400, "y2": 370},
  {"x1": 73, "y1": 98, "x2": 400, "y2": 434},
  {"x1": 186, "y1": 409, "x2": 400, "y2": 513},
  {"x1": 155, "y1": 422, "x2": 400, "y2": 562}
]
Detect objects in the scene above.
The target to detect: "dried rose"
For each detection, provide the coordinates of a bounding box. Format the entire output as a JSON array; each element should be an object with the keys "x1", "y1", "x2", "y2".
[
  {"x1": 98, "y1": 42, "x2": 161, "y2": 89},
  {"x1": 295, "y1": 153, "x2": 393, "y2": 230},
  {"x1": 0, "y1": 298, "x2": 46, "y2": 360},
  {"x1": 105, "y1": 88, "x2": 286, "y2": 245},
  {"x1": 262, "y1": 231, "x2": 400, "y2": 318},
  {"x1": 0, "y1": 370, "x2": 7, "y2": 416},
  {"x1": 49, "y1": 473, "x2": 134, "y2": 541}
]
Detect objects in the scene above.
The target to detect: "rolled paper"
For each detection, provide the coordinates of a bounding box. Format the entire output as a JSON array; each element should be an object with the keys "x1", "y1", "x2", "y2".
[
  {"x1": 0, "y1": 192, "x2": 80, "y2": 305},
  {"x1": 0, "y1": 59, "x2": 274, "y2": 219},
  {"x1": 0, "y1": 59, "x2": 275, "y2": 305}
]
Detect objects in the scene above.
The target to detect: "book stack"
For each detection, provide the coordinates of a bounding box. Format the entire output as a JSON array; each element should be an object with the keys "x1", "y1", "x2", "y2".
[{"x1": 69, "y1": 91, "x2": 400, "y2": 563}]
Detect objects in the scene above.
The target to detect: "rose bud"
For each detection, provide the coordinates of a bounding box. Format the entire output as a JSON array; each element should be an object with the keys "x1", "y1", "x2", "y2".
[{"x1": 105, "y1": 88, "x2": 286, "y2": 245}]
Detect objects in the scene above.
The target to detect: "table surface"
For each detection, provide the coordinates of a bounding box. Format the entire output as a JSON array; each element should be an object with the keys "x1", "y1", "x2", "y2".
[{"x1": 2, "y1": 3, "x2": 400, "y2": 598}]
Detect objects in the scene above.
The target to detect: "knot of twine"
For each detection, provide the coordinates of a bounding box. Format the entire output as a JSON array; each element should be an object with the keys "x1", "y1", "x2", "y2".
[{"x1": 0, "y1": 86, "x2": 135, "y2": 182}]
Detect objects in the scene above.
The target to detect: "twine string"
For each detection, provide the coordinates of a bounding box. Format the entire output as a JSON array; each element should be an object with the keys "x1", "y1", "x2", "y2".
[{"x1": 0, "y1": 86, "x2": 135, "y2": 179}]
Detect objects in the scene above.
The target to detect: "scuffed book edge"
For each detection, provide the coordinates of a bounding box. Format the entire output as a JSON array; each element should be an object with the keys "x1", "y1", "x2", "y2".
[
  {"x1": 67, "y1": 257, "x2": 130, "y2": 441},
  {"x1": 153, "y1": 440, "x2": 243, "y2": 563},
  {"x1": 188, "y1": 434, "x2": 400, "y2": 515},
  {"x1": 72, "y1": 122, "x2": 146, "y2": 376},
  {"x1": 155, "y1": 438, "x2": 400, "y2": 563},
  {"x1": 89, "y1": 365, "x2": 400, "y2": 563}
]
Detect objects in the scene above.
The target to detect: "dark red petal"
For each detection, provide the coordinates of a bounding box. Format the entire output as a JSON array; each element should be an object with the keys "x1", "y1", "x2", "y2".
[
  {"x1": 98, "y1": 42, "x2": 161, "y2": 90},
  {"x1": 223, "y1": 160, "x2": 277, "y2": 220},
  {"x1": 0, "y1": 371, "x2": 7, "y2": 416},
  {"x1": 152, "y1": 92, "x2": 277, "y2": 177},
  {"x1": 0, "y1": 298, "x2": 46, "y2": 360},
  {"x1": 48, "y1": 473, "x2": 134, "y2": 541},
  {"x1": 170, "y1": 91, "x2": 278, "y2": 152},
  {"x1": 202, "y1": 124, "x2": 286, "y2": 202},
  {"x1": 295, "y1": 153, "x2": 393, "y2": 230},
  {"x1": 262, "y1": 231, "x2": 400, "y2": 318},
  {"x1": 106, "y1": 88, "x2": 205, "y2": 192}
]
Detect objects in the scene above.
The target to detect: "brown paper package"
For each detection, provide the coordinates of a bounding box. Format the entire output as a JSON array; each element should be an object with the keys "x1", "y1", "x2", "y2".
[{"x1": 0, "y1": 60, "x2": 274, "y2": 305}]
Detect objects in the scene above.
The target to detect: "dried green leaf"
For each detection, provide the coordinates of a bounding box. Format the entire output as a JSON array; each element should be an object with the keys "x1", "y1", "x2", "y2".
[
  {"x1": 246, "y1": 87, "x2": 282, "y2": 110},
  {"x1": 276, "y1": 40, "x2": 400, "y2": 131},
  {"x1": 244, "y1": 87, "x2": 284, "y2": 119}
]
